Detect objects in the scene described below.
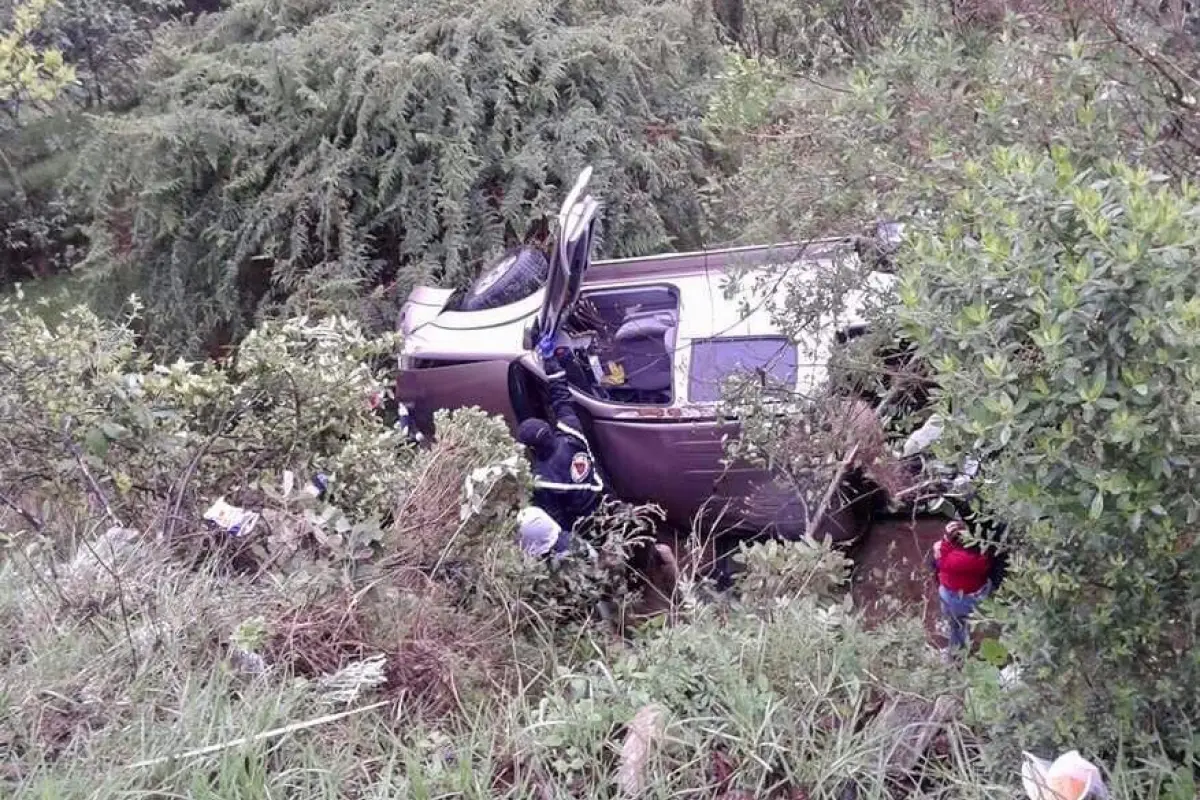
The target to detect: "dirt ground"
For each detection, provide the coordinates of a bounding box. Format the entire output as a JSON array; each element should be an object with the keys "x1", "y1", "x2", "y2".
[
  {"x1": 644, "y1": 513, "x2": 958, "y2": 647},
  {"x1": 848, "y1": 514, "x2": 948, "y2": 646}
]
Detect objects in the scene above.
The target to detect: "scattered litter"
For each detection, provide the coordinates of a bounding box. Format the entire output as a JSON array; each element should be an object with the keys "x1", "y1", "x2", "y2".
[
  {"x1": 902, "y1": 413, "x2": 944, "y2": 458},
  {"x1": 203, "y1": 498, "x2": 260, "y2": 536},
  {"x1": 1022, "y1": 750, "x2": 1107, "y2": 800},
  {"x1": 228, "y1": 616, "x2": 270, "y2": 674},
  {"x1": 317, "y1": 654, "x2": 388, "y2": 706},
  {"x1": 282, "y1": 469, "x2": 329, "y2": 500},
  {"x1": 999, "y1": 662, "x2": 1023, "y2": 691},
  {"x1": 396, "y1": 403, "x2": 425, "y2": 442},
  {"x1": 951, "y1": 455, "x2": 981, "y2": 493}
]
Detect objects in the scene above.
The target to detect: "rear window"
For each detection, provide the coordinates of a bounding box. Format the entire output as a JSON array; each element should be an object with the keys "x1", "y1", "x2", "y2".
[{"x1": 687, "y1": 336, "x2": 797, "y2": 403}]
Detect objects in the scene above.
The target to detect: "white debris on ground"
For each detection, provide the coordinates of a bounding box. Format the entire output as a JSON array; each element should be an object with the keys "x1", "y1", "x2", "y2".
[
  {"x1": 616, "y1": 703, "x2": 667, "y2": 796},
  {"x1": 999, "y1": 662, "x2": 1023, "y2": 691},
  {"x1": 202, "y1": 498, "x2": 261, "y2": 537},
  {"x1": 902, "y1": 413, "x2": 944, "y2": 458},
  {"x1": 1022, "y1": 750, "x2": 1108, "y2": 800},
  {"x1": 317, "y1": 654, "x2": 388, "y2": 706},
  {"x1": 61, "y1": 526, "x2": 141, "y2": 599}
]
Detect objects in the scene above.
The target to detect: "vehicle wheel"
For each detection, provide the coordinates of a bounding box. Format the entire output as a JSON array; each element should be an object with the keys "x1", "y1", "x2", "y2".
[{"x1": 458, "y1": 247, "x2": 549, "y2": 311}]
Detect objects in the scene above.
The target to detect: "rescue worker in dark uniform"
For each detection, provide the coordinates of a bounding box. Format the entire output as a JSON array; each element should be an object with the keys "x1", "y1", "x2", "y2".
[{"x1": 515, "y1": 341, "x2": 605, "y2": 556}]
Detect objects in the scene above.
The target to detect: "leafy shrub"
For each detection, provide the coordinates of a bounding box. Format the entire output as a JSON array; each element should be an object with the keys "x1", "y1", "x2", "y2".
[
  {"x1": 900, "y1": 146, "x2": 1200, "y2": 760},
  {"x1": 735, "y1": 535, "x2": 853, "y2": 605},
  {"x1": 510, "y1": 592, "x2": 948, "y2": 797},
  {"x1": 0, "y1": 291, "x2": 408, "y2": 552},
  {"x1": 704, "y1": 48, "x2": 784, "y2": 141}
]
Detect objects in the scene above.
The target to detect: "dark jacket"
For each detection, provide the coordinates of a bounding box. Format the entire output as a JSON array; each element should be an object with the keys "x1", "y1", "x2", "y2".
[{"x1": 530, "y1": 360, "x2": 604, "y2": 534}]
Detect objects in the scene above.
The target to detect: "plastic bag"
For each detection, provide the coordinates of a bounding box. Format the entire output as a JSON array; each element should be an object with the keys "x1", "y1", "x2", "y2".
[{"x1": 1022, "y1": 750, "x2": 1107, "y2": 800}]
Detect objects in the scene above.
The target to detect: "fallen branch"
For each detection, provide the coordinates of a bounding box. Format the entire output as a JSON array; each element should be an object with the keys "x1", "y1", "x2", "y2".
[
  {"x1": 0, "y1": 487, "x2": 43, "y2": 531},
  {"x1": 806, "y1": 443, "x2": 859, "y2": 539},
  {"x1": 124, "y1": 700, "x2": 391, "y2": 769},
  {"x1": 62, "y1": 417, "x2": 123, "y2": 529}
]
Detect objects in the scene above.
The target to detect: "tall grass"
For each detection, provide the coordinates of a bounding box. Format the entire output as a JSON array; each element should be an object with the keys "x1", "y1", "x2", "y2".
[{"x1": 0, "y1": 522, "x2": 1033, "y2": 800}]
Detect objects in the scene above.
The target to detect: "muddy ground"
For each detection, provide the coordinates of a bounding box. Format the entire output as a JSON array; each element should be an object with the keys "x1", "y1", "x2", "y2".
[
  {"x1": 646, "y1": 513, "x2": 957, "y2": 648},
  {"x1": 848, "y1": 514, "x2": 948, "y2": 646}
]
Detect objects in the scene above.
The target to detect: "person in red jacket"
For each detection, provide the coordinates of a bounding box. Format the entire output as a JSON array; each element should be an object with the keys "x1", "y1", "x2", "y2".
[{"x1": 931, "y1": 520, "x2": 994, "y2": 658}]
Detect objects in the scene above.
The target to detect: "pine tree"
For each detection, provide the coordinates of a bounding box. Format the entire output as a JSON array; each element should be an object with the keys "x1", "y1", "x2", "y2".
[{"x1": 77, "y1": 0, "x2": 726, "y2": 356}]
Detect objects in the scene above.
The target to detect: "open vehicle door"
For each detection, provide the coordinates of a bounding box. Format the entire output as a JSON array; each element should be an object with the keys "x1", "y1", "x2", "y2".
[{"x1": 538, "y1": 166, "x2": 600, "y2": 343}]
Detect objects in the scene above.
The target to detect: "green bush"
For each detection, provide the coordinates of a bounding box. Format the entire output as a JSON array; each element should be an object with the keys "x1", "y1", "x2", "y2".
[
  {"x1": 0, "y1": 291, "x2": 409, "y2": 549},
  {"x1": 0, "y1": 293, "x2": 1008, "y2": 800},
  {"x1": 900, "y1": 146, "x2": 1200, "y2": 760}
]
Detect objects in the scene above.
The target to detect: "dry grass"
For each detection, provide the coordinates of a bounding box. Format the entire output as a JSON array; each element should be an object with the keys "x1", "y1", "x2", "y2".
[
  {"x1": 264, "y1": 591, "x2": 375, "y2": 678},
  {"x1": 388, "y1": 443, "x2": 468, "y2": 564},
  {"x1": 0, "y1": 440, "x2": 1169, "y2": 799}
]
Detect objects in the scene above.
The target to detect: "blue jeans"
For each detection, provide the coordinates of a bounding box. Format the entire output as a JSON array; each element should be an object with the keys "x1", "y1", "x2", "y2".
[{"x1": 939, "y1": 581, "x2": 991, "y2": 650}]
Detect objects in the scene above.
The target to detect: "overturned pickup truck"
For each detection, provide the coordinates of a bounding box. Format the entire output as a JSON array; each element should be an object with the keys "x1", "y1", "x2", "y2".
[{"x1": 395, "y1": 168, "x2": 904, "y2": 544}]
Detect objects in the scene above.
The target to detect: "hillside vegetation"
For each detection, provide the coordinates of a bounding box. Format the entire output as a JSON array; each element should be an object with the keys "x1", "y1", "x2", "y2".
[{"x1": 2, "y1": 0, "x2": 1200, "y2": 796}]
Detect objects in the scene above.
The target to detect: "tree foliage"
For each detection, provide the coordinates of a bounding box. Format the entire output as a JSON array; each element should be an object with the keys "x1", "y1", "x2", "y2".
[
  {"x1": 42, "y1": 0, "x2": 186, "y2": 110},
  {"x1": 76, "y1": 0, "x2": 725, "y2": 355},
  {"x1": 712, "y1": 0, "x2": 903, "y2": 70},
  {"x1": 900, "y1": 148, "x2": 1200, "y2": 758},
  {"x1": 0, "y1": 0, "x2": 75, "y2": 107},
  {"x1": 0, "y1": 0, "x2": 193, "y2": 287},
  {"x1": 712, "y1": 2, "x2": 1200, "y2": 245},
  {"x1": 705, "y1": 0, "x2": 1200, "y2": 765}
]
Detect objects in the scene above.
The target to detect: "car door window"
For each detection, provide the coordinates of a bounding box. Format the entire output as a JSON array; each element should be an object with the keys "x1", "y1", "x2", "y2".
[{"x1": 688, "y1": 336, "x2": 797, "y2": 403}]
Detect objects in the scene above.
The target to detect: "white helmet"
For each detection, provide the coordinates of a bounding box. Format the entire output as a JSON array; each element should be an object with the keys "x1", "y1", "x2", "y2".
[{"x1": 517, "y1": 506, "x2": 562, "y2": 557}]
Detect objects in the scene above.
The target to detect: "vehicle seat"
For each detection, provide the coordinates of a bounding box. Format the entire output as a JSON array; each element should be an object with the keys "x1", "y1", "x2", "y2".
[{"x1": 613, "y1": 310, "x2": 678, "y2": 394}]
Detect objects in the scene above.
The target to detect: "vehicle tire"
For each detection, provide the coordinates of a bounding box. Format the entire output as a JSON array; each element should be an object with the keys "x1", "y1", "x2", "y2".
[{"x1": 458, "y1": 247, "x2": 549, "y2": 311}]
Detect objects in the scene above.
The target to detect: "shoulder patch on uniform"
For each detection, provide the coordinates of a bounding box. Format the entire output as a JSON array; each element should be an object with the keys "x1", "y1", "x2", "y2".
[{"x1": 569, "y1": 452, "x2": 593, "y2": 483}]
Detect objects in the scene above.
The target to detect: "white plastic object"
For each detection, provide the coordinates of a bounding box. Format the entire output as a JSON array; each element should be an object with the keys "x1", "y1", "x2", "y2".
[
  {"x1": 902, "y1": 413, "x2": 944, "y2": 458},
  {"x1": 202, "y1": 498, "x2": 260, "y2": 537},
  {"x1": 1021, "y1": 750, "x2": 1107, "y2": 800},
  {"x1": 517, "y1": 506, "x2": 562, "y2": 556}
]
